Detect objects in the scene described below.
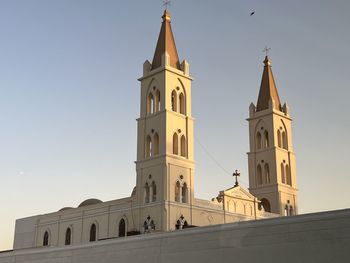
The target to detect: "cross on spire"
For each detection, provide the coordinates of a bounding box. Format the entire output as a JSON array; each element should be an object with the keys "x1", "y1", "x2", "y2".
[
  {"x1": 263, "y1": 46, "x2": 271, "y2": 57},
  {"x1": 163, "y1": 0, "x2": 171, "y2": 10},
  {"x1": 233, "y1": 170, "x2": 240, "y2": 187}
]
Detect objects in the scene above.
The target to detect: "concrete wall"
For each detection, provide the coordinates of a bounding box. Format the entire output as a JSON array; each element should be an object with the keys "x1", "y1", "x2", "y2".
[
  {"x1": 1, "y1": 208, "x2": 349, "y2": 263},
  {"x1": 13, "y1": 216, "x2": 39, "y2": 250}
]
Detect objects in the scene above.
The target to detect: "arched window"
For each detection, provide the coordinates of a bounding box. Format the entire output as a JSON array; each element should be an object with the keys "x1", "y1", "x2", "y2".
[
  {"x1": 282, "y1": 131, "x2": 288, "y2": 150},
  {"x1": 236, "y1": 202, "x2": 245, "y2": 214},
  {"x1": 143, "y1": 216, "x2": 156, "y2": 233},
  {"x1": 247, "y1": 204, "x2": 253, "y2": 216},
  {"x1": 259, "y1": 198, "x2": 271, "y2": 212},
  {"x1": 147, "y1": 93, "x2": 154, "y2": 114},
  {"x1": 286, "y1": 164, "x2": 291, "y2": 186},
  {"x1": 144, "y1": 183, "x2": 150, "y2": 203},
  {"x1": 257, "y1": 164, "x2": 262, "y2": 185},
  {"x1": 171, "y1": 90, "x2": 177, "y2": 111},
  {"x1": 179, "y1": 92, "x2": 185, "y2": 114},
  {"x1": 256, "y1": 132, "x2": 262, "y2": 150},
  {"x1": 155, "y1": 90, "x2": 160, "y2": 112},
  {"x1": 277, "y1": 129, "x2": 282, "y2": 148},
  {"x1": 118, "y1": 219, "x2": 126, "y2": 237},
  {"x1": 281, "y1": 163, "x2": 286, "y2": 184},
  {"x1": 145, "y1": 135, "x2": 152, "y2": 158},
  {"x1": 175, "y1": 215, "x2": 188, "y2": 230},
  {"x1": 151, "y1": 181, "x2": 157, "y2": 202},
  {"x1": 65, "y1": 228, "x2": 71, "y2": 245},
  {"x1": 264, "y1": 131, "x2": 269, "y2": 148},
  {"x1": 181, "y1": 183, "x2": 187, "y2": 203},
  {"x1": 264, "y1": 163, "x2": 270, "y2": 184},
  {"x1": 173, "y1": 133, "x2": 178, "y2": 155},
  {"x1": 175, "y1": 181, "x2": 180, "y2": 202},
  {"x1": 43, "y1": 231, "x2": 49, "y2": 246},
  {"x1": 180, "y1": 135, "x2": 186, "y2": 157},
  {"x1": 153, "y1": 133, "x2": 159, "y2": 156},
  {"x1": 89, "y1": 224, "x2": 97, "y2": 242}
]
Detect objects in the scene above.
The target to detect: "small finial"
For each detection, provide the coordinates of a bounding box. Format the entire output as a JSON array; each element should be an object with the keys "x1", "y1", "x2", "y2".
[
  {"x1": 233, "y1": 170, "x2": 240, "y2": 187},
  {"x1": 262, "y1": 46, "x2": 272, "y2": 66},
  {"x1": 162, "y1": 9, "x2": 171, "y2": 22}
]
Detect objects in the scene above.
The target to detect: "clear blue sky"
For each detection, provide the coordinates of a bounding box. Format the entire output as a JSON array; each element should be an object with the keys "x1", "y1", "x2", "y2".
[{"x1": 1, "y1": 0, "x2": 349, "y2": 250}]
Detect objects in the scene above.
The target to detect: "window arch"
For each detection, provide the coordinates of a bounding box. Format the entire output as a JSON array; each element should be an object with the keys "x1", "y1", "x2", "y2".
[
  {"x1": 175, "y1": 181, "x2": 181, "y2": 202},
  {"x1": 65, "y1": 227, "x2": 72, "y2": 245},
  {"x1": 144, "y1": 183, "x2": 150, "y2": 203},
  {"x1": 182, "y1": 183, "x2": 188, "y2": 203},
  {"x1": 285, "y1": 201, "x2": 293, "y2": 216},
  {"x1": 151, "y1": 181, "x2": 157, "y2": 202},
  {"x1": 264, "y1": 163, "x2": 270, "y2": 184},
  {"x1": 145, "y1": 135, "x2": 152, "y2": 158},
  {"x1": 89, "y1": 223, "x2": 97, "y2": 242},
  {"x1": 257, "y1": 164, "x2": 262, "y2": 185},
  {"x1": 277, "y1": 129, "x2": 282, "y2": 148},
  {"x1": 256, "y1": 132, "x2": 262, "y2": 150},
  {"x1": 153, "y1": 133, "x2": 159, "y2": 156},
  {"x1": 180, "y1": 135, "x2": 186, "y2": 157},
  {"x1": 175, "y1": 215, "x2": 188, "y2": 230},
  {"x1": 143, "y1": 216, "x2": 156, "y2": 233},
  {"x1": 118, "y1": 218, "x2": 126, "y2": 237},
  {"x1": 173, "y1": 133, "x2": 178, "y2": 155},
  {"x1": 155, "y1": 90, "x2": 160, "y2": 112},
  {"x1": 147, "y1": 93, "x2": 154, "y2": 114},
  {"x1": 282, "y1": 131, "x2": 288, "y2": 150},
  {"x1": 264, "y1": 130, "x2": 269, "y2": 148},
  {"x1": 43, "y1": 231, "x2": 49, "y2": 246},
  {"x1": 171, "y1": 90, "x2": 177, "y2": 112},
  {"x1": 259, "y1": 198, "x2": 271, "y2": 212},
  {"x1": 247, "y1": 204, "x2": 253, "y2": 216},
  {"x1": 179, "y1": 92, "x2": 185, "y2": 114},
  {"x1": 286, "y1": 164, "x2": 291, "y2": 186},
  {"x1": 281, "y1": 163, "x2": 286, "y2": 184}
]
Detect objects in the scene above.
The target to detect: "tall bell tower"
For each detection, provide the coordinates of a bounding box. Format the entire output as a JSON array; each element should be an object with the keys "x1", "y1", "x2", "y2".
[
  {"x1": 135, "y1": 10, "x2": 195, "y2": 231},
  {"x1": 247, "y1": 56, "x2": 298, "y2": 216}
]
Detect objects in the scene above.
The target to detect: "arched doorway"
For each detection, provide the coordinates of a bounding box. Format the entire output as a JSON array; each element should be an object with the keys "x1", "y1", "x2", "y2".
[
  {"x1": 119, "y1": 218, "x2": 126, "y2": 237},
  {"x1": 259, "y1": 198, "x2": 271, "y2": 212}
]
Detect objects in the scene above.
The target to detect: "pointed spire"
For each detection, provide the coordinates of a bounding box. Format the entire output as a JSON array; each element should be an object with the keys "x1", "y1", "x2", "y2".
[
  {"x1": 256, "y1": 56, "x2": 282, "y2": 112},
  {"x1": 151, "y1": 10, "x2": 180, "y2": 70}
]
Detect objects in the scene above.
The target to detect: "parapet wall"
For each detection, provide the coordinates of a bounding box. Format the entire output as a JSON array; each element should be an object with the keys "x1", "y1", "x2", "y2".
[{"x1": 1, "y1": 208, "x2": 349, "y2": 263}]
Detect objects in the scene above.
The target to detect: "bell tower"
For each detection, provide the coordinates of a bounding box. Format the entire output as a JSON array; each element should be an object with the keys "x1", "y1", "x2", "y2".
[
  {"x1": 135, "y1": 10, "x2": 195, "y2": 231},
  {"x1": 247, "y1": 56, "x2": 298, "y2": 216}
]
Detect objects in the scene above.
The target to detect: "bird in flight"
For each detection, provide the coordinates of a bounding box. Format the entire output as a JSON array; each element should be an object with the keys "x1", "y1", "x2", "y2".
[{"x1": 250, "y1": 11, "x2": 255, "y2": 16}]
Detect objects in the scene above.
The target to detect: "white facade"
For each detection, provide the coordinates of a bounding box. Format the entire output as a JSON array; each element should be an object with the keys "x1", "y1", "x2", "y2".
[{"x1": 247, "y1": 57, "x2": 298, "y2": 216}]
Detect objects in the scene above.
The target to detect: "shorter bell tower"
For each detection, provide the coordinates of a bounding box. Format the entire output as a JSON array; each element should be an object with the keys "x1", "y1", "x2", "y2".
[{"x1": 247, "y1": 56, "x2": 298, "y2": 216}]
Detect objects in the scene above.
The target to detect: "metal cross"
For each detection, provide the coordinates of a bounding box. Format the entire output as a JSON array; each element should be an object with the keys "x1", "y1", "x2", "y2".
[
  {"x1": 163, "y1": 0, "x2": 171, "y2": 10},
  {"x1": 263, "y1": 46, "x2": 271, "y2": 57},
  {"x1": 233, "y1": 170, "x2": 240, "y2": 187}
]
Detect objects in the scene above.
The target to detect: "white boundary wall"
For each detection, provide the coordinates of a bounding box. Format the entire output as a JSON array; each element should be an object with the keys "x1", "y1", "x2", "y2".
[{"x1": 0, "y1": 208, "x2": 349, "y2": 263}]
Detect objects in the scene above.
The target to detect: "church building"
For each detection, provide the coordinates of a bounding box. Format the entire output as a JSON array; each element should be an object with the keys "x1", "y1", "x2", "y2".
[{"x1": 11, "y1": 9, "x2": 297, "y2": 251}]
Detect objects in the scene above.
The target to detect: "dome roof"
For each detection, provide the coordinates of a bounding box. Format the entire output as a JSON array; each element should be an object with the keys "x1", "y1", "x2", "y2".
[
  {"x1": 58, "y1": 207, "x2": 73, "y2": 212},
  {"x1": 78, "y1": 198, "x2": 103, "y2": 207}
]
